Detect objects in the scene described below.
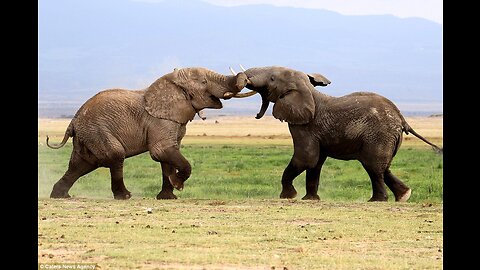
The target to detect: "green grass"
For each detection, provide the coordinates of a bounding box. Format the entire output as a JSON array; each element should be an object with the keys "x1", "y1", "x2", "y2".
[
  {"x1": 38, "y1": 143, "x2": 443, "y2": 203},
  {"x1": 38, "y1": 141, "x2": 443, "y2": 269},
  {"x1": 38, "y1": 198, "x2": 443, "y2": 269}
]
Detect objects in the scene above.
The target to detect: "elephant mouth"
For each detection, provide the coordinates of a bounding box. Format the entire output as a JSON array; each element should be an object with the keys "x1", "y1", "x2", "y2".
[{"x1": 208, "y1": 94, "x2": 223, "y2": 109}]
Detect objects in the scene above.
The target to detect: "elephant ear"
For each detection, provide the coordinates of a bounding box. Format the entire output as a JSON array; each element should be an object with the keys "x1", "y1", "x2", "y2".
[
  {"x1": 272, "y1": 86, "x2": 315, "y2": 125},
  {"x1": 307, "y1": 73, "x2": 331, "y2": 87},
  {"x1": 144, "y1": 71, "x2": 196, "y2": 124}
]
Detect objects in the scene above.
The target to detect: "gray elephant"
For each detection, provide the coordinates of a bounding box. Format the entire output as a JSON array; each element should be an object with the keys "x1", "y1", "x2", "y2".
[
  {"x1": 235, "y1": 66, "x2": 442, "y2": 202},
  {"x1": 47, "y1": 67, "x2": 249, "y2": 200}
]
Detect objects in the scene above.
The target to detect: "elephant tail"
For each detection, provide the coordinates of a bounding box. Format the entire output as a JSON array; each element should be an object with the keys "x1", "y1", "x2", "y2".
[
  {"x1": 46, "y1": 121, "x2": 74, "y2": 149},
  {"x1": 402, "y1": 122, "x2": 443, "y2": 154}
]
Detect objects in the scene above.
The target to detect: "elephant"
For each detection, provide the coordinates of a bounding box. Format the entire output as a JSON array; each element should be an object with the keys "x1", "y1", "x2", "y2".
[
  {"x1": 46, "y1": 67, "x2": 249, "y2": 200},
  {"x1": 234, "y1": 66, "x2": 442, "y2": 202}
]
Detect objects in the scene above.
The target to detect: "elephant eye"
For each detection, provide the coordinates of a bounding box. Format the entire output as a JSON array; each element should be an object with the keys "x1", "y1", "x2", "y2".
[
  {"x1": 202, "y1": 79, "x2": 207, "y2": 84},
  {"x1": 270, "y1": 75, "x2": 275, "y2": 81}
]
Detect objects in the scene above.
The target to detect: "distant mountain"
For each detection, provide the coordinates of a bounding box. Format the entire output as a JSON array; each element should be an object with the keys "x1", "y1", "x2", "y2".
[{"x1": 38, "y1": 0, "x2": 442, "y2": 117}]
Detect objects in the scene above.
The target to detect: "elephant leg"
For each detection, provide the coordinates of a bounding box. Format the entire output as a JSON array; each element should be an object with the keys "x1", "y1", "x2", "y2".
[
  {"x1": 50, "y1": 152, "x2": 98, "y2": 198},
  {"x1": 280, "y1": 161, "x2": 304, "y2": 199},
  {"x1": 150, "y1": 146, "x2": 191, "y2": 191},
  {"x1": 156, "y1": 163, "x2": 178, "y2": 200},
  {"x1": 362, "y1": 165, "x2": 388, "y2": 202},
  {"x1": 110, "y1": 161, "x2": 131, "y2": 200},
  {"x1": 384, "y1": 169, "x2": 411, "y2": 202},
  {"x1": 302, "y1": 154, "x2": 327, "y2": 200},
  {"x1": 280, "y1": 130, "x2": 320, "y2": 199}
]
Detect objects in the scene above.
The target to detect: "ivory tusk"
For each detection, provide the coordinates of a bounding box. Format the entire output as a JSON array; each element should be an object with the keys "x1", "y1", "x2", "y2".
[
  {"x1": 239, "y1": 64, "x2": 246, "y2": 72},
  {"x1": 197, "y1": 110, "x2": 206, "y2": 120},
  {"x1": 223, "y1": 92, "x2": 234, "y2": 98},
  {"x1": 233, "y1": 90, "x2": 257, "y2": 98},
  {"x1": 229, "y1": 67, "x2": 237, "y2": 76}
]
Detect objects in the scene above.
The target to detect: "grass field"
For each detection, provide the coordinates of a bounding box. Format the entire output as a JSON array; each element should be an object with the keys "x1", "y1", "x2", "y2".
[
  {"x1": 38, "y1": 115, "x2": 443, "y2": 269},
  {"x1": 39, "y1": 198, "x2": 442, "y2": 270}
]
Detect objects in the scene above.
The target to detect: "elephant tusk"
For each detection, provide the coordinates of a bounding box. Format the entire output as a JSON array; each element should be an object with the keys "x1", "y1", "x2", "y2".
[
  {"x1": 197, "y1": 110, "x2": 206, "y2": 120},
  {"x1": 239, "y1": 64, "x2": 246, "y2": 72},
  {"x1": 233, "y1": 90, "x2": 257, "y2": 98},
  {"x1": 229, "y1": 67, "x2": 237, "y2": 76},
  {"x1": 223, "y1": 92, "x2": 234, "y2": 98}
]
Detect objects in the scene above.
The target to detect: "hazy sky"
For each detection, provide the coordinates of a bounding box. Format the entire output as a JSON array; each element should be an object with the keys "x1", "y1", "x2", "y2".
[{"x1": 203, "y1": 0, "x2": 443, "y2": 24}]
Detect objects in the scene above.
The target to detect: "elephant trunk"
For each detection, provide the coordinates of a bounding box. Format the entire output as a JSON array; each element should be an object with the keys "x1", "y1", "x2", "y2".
[
  {"x1": 207, "y1": 70, "x2": 247, "y2": 99},
  {"x1": 227, "y1": 72, "x2": 249, "y2": 97},
  {"x1": 255, "y1": 94, "x2": 270, "y2": 119},
  {"x1": 227, "y1": 67, "x2": 257, "y2": 98},
  {"x1": 238, "y1": 67, "x2": 273, "y2": 119}
]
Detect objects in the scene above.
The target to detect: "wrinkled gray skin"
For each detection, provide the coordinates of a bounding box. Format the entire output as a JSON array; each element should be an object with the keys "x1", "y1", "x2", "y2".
[
  {"x1": 243, "y1": 66, "x2": 442, "y2": 202},
  {"x1": 47, "y1": 67, "x2": 248, "y2": 200}
]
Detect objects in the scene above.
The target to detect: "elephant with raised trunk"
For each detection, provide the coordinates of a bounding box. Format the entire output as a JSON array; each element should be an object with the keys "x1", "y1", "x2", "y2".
[
  {"x1": 234, "y1": 66, "x2": 442, "y2": 202},
  {"x1": 47, "y1": 67, "x2": 249, "y2": 200}
]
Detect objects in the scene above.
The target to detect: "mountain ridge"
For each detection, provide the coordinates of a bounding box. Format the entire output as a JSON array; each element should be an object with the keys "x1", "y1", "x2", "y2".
[{"x1": 38, "y1": 0, "x2": 442, "y2": 117}]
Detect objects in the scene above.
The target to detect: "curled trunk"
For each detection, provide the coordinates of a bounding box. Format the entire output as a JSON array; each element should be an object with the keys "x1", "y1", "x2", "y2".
[
  {"x1": 255, "y1": 94, "x2": 270, "y2": 119},
  {"x1": 206, "y1": 70, "x2": 248, "y2": 99}
]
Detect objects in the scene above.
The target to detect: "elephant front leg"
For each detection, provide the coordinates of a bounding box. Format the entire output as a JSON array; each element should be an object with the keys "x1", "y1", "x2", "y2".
[
  {"x1": 281, "y1": 132, "x2": 320, "y2": 199},
  {"x1": 156, "y1": 163, "x2": 178, "y2": 200},
  {"x1": 279, "y1": 161, "x2": 305, "y2": 199},
  {"x1": 302, "y1": 154, "x2": 327, "y2": 200},
  {"x1": 150, "y1": 146, "x2": 191, "y2": 191}
]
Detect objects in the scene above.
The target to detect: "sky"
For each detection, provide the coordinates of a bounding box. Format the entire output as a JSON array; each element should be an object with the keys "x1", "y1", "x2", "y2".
[
  {"x1": 203, "y1": 0, "x2": 443, "y2": 24},
  {"x1": 40, "y1": 0, "x2": 443, "y2": 116}
]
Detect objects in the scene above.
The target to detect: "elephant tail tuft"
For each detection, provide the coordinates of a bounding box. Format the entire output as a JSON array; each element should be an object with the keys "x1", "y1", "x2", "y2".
[{"x1": 46, "y1": 121, "x2": 74, "y2": 149}]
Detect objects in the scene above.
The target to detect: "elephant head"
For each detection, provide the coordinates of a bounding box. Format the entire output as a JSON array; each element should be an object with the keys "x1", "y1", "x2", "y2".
[
  {"x1": 233, "y1": 66, "x2": 331, "y2": 124},
  {"x1": 145, "y1": 67, "x2": 249, "y2": 124}
]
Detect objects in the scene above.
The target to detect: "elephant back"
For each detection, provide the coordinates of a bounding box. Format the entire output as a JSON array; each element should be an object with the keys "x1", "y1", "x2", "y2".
[{"x1": 72, "y1": 89, "x2": 147, "y2": 162}]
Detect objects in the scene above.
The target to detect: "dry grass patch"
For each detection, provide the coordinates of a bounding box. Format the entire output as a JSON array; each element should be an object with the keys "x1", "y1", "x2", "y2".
[{"x1": 38, "y1": 115, "x2": 443, "y2": 147}]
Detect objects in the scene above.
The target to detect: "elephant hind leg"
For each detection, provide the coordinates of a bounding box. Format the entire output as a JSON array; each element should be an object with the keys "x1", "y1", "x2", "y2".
[
  {"x1": 362, "y1": 164, "x2": 389, "y2": 202},
  {"x1": 110, "y1": 161, "x2": 131, "y2": 200},
  {"x1": 50, "y1": 152, "x2": 98, "y2": 198},
  {"x1": 384, "y1": 169, "x2": 411, "y2": 202}
]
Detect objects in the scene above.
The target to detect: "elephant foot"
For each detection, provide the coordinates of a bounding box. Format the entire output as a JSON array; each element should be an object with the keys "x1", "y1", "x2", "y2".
[
  {"x1": 280, "y1": 187, "x2": 297, "y2": 199},
  {"x1": 368, "y1": 195, "x2": 388, "y2": 202},
  {"x1": 113, "y1": 190, "x2": 131, "y2": 200},
  {"x1": 50, "y1": 184, "x2": 72, "y2": 199},
  {"x1": 156, "y1": 191, "x2": 178, "y2": 200},
  {"x1": 396, "y1": 188, "x2": 412, "y2": 202},
  {"x1": 302, "y1": 194, "x2": 320, "y2": 200},
  {"x1": 50, "y1": 191, "x2": 71, "y2": 199},
  {"x1": 168, "y1": 174, "x2": 184, "y2": 191}
]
